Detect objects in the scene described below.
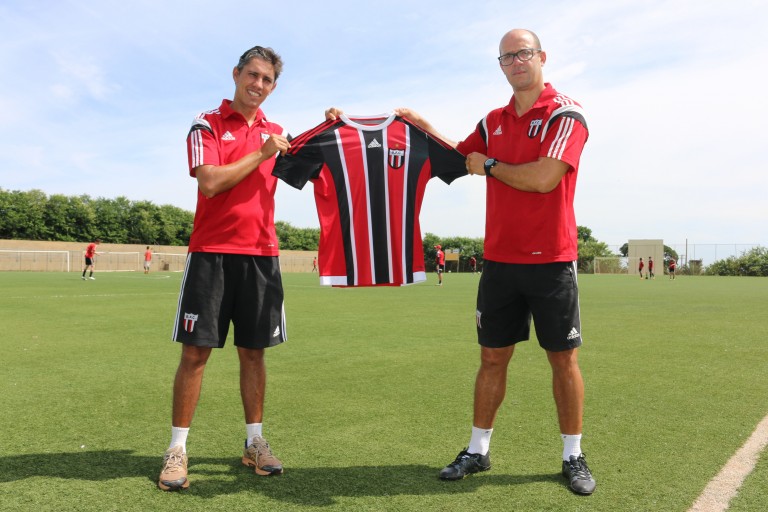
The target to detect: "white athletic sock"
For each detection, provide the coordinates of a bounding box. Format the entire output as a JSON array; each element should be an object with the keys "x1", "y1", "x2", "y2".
[
  {"x1": 468, "y1": 426, "x2": 493, "y2": 455},
  {"x1": 169, "y1": 426, "x2": 190, "y2": 453},
  {"x1": 246, "y1": 423, "x2": 263, "y2": 446},
  {"x1": 561, "y1": 433, "x2": 582, "y2": 461}
]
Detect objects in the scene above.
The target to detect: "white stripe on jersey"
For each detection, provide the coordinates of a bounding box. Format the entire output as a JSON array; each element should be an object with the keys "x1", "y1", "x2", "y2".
[
  {"x1": 336, "y1": 129, "x2": 359, "y2": 286},
  {"x1": 547, "y1": 116, "x2": 575, "y2": 160},
  {"x1": 539, "y1": 104, "x2": 585, "y2": 141}
]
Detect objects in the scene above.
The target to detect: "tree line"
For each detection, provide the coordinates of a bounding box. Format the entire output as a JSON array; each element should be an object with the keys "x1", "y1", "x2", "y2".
[
  {"x1": 0, "y1": 188, "x2": 194, "y2": 246},
  {"x1": 1, "y1": 189, "x2": 620, "y2": 270}
]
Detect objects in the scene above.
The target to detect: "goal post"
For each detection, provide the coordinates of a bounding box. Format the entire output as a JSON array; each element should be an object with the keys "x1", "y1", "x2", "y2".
[
  {"x1": 0, "y1": 250, "x2": 70, "y2": 272},
  {"x1": 593, "y1": 256, "x2": 628, "y2": 275}
]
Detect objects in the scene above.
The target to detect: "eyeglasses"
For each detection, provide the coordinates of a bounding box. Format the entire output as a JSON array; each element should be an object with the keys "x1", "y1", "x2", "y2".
[{"x1": 498, "y1": 48, "x2": 541, "y2": 66}]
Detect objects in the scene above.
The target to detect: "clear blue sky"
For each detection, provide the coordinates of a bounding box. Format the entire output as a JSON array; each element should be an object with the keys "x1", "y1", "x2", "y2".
[{"x1": 1, "y1": 0, "x2": 766, "y2": 248}]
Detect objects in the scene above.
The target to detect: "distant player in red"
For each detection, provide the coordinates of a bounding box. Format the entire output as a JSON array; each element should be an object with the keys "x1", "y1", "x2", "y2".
[
  {"x1": 394, "y1": 29, "x2": 595, "y2": 494},
  {"x1": 668, "y1": 258, "x2": 676, "y2": 280},
  {"x1": 638, "y1": 257, "x2": 645, "y2": 279},
  {"x1": 81, "y1": 239, "x2": 101, "y2": 280},
  {"x1": 144, "y1": 246, "x2": 152, "y2": 274},
  {"x1": 469, "y1": 256, "x2": 477, "y2": 274},
  {"x1": 312, "y1": 256, "x2": 318, "y2": 272},
  {"x1": 648, "y1": 256, "x2": 654, "y2": 279},
  {"x1": 160, "y1": 45, "x2": 288, "y2": 492},
  {"x1": 435, "y1": 244, "x2": 446, "y2": 286}
]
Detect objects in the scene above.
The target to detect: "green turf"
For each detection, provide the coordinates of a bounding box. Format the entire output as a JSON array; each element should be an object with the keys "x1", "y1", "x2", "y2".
[{"x1": 0, "y1": 271, "x2": 766, "y2": 511}]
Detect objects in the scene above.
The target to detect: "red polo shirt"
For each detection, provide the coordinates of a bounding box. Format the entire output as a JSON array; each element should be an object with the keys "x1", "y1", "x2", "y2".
[
  {"x1": 186, "y1": 99, "x2": 285, "y2": 256},
  {"x1": 456, "y1": 84, "x2": 588, "y2": 264}
]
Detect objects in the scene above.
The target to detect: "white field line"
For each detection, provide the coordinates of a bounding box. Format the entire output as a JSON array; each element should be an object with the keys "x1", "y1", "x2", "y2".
[{"x1": 688, "y1": 413, "x2": 768, "y2": 512}]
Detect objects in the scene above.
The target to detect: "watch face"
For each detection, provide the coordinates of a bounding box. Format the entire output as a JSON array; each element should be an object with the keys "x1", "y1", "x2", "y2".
[{"x1": 484, "y1": 158, "x2": 495, "y2": 168}]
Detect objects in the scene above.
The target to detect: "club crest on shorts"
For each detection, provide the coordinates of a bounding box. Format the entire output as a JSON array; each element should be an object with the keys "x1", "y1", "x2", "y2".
[
  {"x1": 183, "y1": 312, "x2": 199, "y2": 333},
  {"x1": 389, "y1": 148, "x2": 405, "y2": 169}
]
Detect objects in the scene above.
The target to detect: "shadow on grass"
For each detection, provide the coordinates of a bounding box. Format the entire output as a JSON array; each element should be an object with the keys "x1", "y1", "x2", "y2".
[{"x1": 0, "y1": 450, "x2": 563, "y2": 505}]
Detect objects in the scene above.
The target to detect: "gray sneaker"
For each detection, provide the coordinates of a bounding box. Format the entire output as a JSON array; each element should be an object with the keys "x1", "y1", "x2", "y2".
[
  {"x1": 439, "y1": 449, "x2": 491, "y2": 480},
  {"x1": 242, "y1": 436, "x2": 283, "y2": 476},
  {"x1": 562, "y1": 453, "x2": 596, "y2": 495},
  {"x1": 158, "y1": 446, "x2": 189, "y2": 491}
]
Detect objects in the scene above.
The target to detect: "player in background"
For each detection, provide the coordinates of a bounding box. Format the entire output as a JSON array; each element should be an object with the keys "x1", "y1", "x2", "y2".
[
  {"x1": 81, "y1": 239, "x2": 101, "y2": 280},
  {"x1": 638, "y1": 257, "x2": 644, "y2": 279},
  {"x1": 669, "y1": 258, "x2": 676, "y2": 279},
  {"x1": 312, "y1": 256, "x2": 318, "y2": 272},
  {"x1": 435, "y1": 244, "x2": 445, "y2": 285},
  {"x1": 159, "y1": 45, "x2": 290, "y2": 491},
  {"x1": 390, "y1": 29, "x2": 595, "y2": 495},
  {"x1": 144, "y1": 246, "x2": 152, "y2": 274},
  {"x1": 469, "y1": 255, "x2": 477, "y2": 274},
  {"x1": 648, "y1": 256, "x2": 654, "y2": 279}
]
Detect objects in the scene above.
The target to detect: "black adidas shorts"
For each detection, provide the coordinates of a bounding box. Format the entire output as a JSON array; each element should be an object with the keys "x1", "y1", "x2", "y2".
[
  {"x1": 172, "y1": 253, "x2": 287, "y2": 349},
  {"x1": 475, "y1": 260, "x2": 582, "y2": 352}
]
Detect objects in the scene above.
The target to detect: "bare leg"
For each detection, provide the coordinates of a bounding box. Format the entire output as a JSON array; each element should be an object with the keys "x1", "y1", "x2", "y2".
[
  {"x1": 546, "y1": 348, "x2": 584, "y2": 435},
  {"x1": 238, "y1": 347, "x2": 266, "y2": 424},
  {"x1": 172, "y1": 345, "x2": 212, "y2": 427},
  {"x1": 473, "y1": 345, "x2": 515, "y2": 428}
]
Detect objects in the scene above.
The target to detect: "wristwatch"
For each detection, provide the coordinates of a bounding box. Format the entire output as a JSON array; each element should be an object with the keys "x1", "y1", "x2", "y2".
[{"x1": 484, "y1": 158, "x2": 498, "y2": 178}]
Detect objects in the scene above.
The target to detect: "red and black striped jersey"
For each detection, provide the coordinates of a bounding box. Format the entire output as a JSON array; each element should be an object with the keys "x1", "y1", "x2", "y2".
[{"x1": 272, "y1": 113, "x2": 466, "y2": 286}]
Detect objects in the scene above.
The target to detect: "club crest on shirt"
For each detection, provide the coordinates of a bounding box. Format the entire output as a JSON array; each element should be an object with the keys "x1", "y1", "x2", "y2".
[
  {"x1": 528, "y1": 119, "x2": 543, "y2": 139},
  {"x1": 261, "y1": 132, "x2": 270, "y2": 143},
  {"x1": 389, "y1": 148, "x2": 405, "y2": 169}
]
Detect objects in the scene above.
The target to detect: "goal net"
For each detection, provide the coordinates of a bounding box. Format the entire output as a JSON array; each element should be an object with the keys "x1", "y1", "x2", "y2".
[
  {"x1": 0, "y1": 250, "x2": 70, "y2": 272},
  {"x1": 593, "y1": 256, "x2": 629, "y2": 275},
  {"x1": 94, "y1": 252, "x2": 140, "y2": 272},
  {"x1": 153, "y1": 252, "x2": 188, "y2": 272}
]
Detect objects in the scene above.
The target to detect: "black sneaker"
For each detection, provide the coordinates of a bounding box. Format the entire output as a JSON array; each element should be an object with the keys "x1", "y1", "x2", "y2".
[
  {"x1": 439, "y1": 449, "x2": 491, "y2": 480},
  {"x1": 562, "y1": 453, "x2": 596, "y2": 495}
]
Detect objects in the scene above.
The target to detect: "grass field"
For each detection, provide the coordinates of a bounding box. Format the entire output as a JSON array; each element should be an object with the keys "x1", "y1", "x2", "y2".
[{"x1": 1, "y1": 270, "x2": 766, "y2": 511}]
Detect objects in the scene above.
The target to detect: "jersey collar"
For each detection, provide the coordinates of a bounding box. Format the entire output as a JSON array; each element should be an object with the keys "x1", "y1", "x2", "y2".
[
  {"x1": 503, "y1": 83, "x2": 556, "y2": 117},
  {"x1": 219, "y1": 99, "x2": 268, "y2": 126}
]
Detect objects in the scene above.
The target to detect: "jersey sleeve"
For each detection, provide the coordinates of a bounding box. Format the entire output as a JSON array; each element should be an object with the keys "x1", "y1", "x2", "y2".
[
  {"x1": 427, "y1": 135, "x2": 468, "y2": 184},
  {"x1": 271, "y1": 120, "x2": 333, "y2": 190},
  {"x1": 399, "y1": 116, "x2": 467, "y2": 185},
  {"x1": 455, "y1": 118, "x2": 490, "y2": 157},
  {"x1": 539, "y1": 106, "x2": 589, "y2": 169},
  {"x1": 186, "y1": 116, "x2": 221, "y2": 176}
]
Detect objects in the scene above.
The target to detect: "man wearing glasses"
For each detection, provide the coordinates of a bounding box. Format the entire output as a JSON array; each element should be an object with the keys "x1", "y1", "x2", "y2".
[{"x1": 395, "y1": 29, "x2": 595, "y2": 494}]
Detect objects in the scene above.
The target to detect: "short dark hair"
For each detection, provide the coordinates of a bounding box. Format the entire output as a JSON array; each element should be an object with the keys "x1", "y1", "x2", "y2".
[{"x1": 237, "y1": 46, "x2": 283, "y2": 80}]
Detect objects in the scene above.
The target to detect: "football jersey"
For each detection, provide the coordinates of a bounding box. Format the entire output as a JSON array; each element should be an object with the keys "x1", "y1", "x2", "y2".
[
  {"x1": 272, "y1": 113, "x2": 467, "y2": 286},
  {"x1": 456, "y1": 84, "x2": 588, "y2": 264},
  {"x1": 186, "y1": 99, "x2": 286, "y2": 256}
]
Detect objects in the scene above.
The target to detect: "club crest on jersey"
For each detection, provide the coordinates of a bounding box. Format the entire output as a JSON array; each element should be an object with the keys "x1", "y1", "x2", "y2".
[
  {"x1": 183, "y1": 312, "x2": 199, "y2": 333},
  {"x1": 261, "y1": 133, "x2": 270, "y2": 143},
  {"x1": 528, "y1": 119, "x2": 543, "y2": 139},
  {"x1": 388, "y1": 148, "x2": 405, "y2": 169}
]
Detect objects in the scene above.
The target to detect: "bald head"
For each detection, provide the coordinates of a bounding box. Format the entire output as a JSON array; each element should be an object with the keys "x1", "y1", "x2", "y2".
[{"x1": 499, "y1": 29, "x2": 541, "y2": 53}]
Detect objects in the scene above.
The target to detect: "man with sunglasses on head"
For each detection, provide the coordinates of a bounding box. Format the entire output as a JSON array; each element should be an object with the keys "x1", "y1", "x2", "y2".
[
  {"x1": 158, "y1": 45, "x2": 290, "y2": 491},
  {"x1": 394, "y1": 29, "x2": 595, "y2": 494}
]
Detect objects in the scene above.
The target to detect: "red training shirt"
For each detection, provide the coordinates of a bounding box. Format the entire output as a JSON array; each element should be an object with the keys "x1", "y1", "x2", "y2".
[
  {"x1": 456, "y1": 84, "x2": 588, "y2": 264},
  {"x1": 186, "y1": 99, "x2": 286, "y2": 256}
]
